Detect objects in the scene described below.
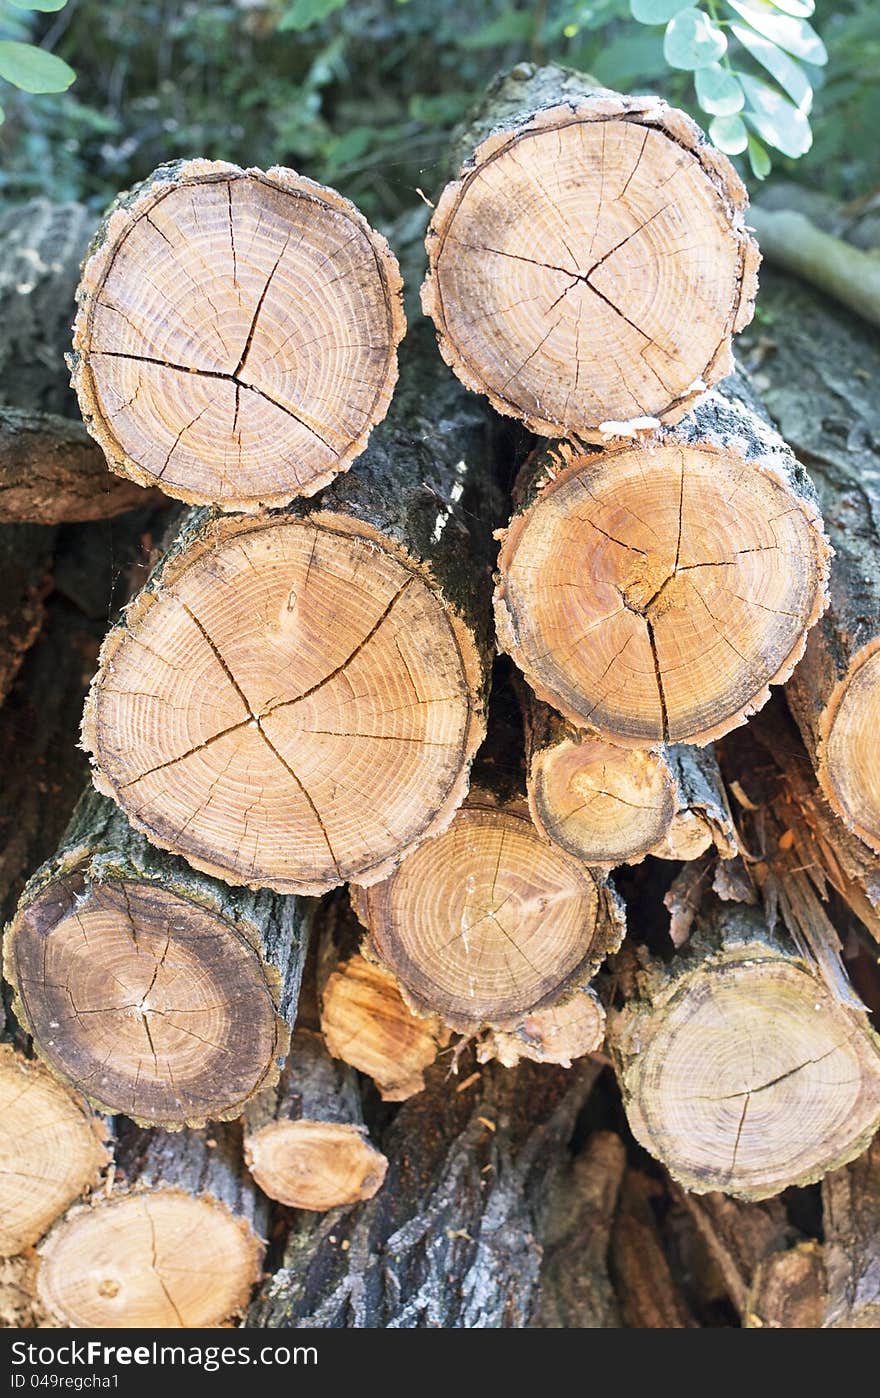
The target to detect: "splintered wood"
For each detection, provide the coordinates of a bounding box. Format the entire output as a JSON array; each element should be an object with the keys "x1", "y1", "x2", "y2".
[
  {"x1": 72, "y1": 161, "x2": 405, "y2": 509},
  {"x1": 423, "y1": 68, "x2": 758, "y2": 439}
]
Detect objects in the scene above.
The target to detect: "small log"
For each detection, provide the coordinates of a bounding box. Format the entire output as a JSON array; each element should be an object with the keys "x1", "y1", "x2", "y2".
[
  {"x1": 495, "y1": 378, "x2": 830, "y2": 747},
  {"x1": 81, "y1": 322, "x2": 498, "y2": 894},
  {"x1": 749, "y1": 205, "x2": 880, "y2": 329},
  {"x1": 243, "y1": 1028, "x2": 387, "y2": 1211},
  {"x1": 251, "y1": 1055, "x2": 601, "y2": 1328},
  {"x1": 747, "y1": 1243, "x2": 825, "y2": 1329},
  {"x1": 72, "y1": 160, "x2": 405, "y2": 510},
  {"x1": 4, "y1": 788, "x2": 308, "y2": 1127},
  {"x1": 354, "y1": 677, "x2": 625, "y2": 1033},
  {"x1": 533, "y1": 1129, "x2": 625, "y2": 1328},
  {"x1": 422, "y1": 63, "x2": 758, "y2": 440},
  {"x1": 609, "y1": 897, "x2": 880, "y2": 1200},
  {"x1": 522, "y1": 689, "x2": 736, "y2": 865},
  {"x1": 741, "y1": 270, "x2": 880, "y2": 853},
  {"x1": 822, "y1": 1134, "x2": 880, "y2": 1327},
  {"x1": 476, "y1": 983, "x2": 605, "y2": 1069},
  {"x1": 0, "y1": 1045, "x2": 108, "y2": 1258},
  {"x1": 37, "y1": 1122, "x2": 264, "y2": 1329},
  {"x1": 609, "y1": 1170, "x2": 698, "y2": 1328},
  {"x1": 317, "y1": 895, "x2": 448, "y2": 1101}
]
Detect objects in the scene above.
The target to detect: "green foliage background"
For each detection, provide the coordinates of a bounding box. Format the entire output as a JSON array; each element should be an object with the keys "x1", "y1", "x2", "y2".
[{"x1": 0, "y1": 0, "x2": 876, "y2": 219}]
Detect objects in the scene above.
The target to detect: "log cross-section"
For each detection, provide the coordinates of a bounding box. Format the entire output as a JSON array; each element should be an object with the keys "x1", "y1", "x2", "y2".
[{"x1": 72, "y1": 160, "x2": 405, "y2": 511}]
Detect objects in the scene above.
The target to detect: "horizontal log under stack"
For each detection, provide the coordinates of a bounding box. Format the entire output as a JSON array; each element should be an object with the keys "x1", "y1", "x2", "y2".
[
  {"x1": 521, "y1": 686, "x2": 736, "y2": 866},
  {"x1": 243, "y1": 1027, "x2": 388, "y2": 1211},
  {"x1": 353, "y1": 674, "x2": 625, "y2": 1036},
  {"x1": 739, "y1": 270, "x2": 880, "y2": 855},
  {"x1": 37, "y1": 1122, "x2": 265, "y2": 1329},
  {"x1": 608, "y1": 896, "x2": 880, "y2": 1201},
  {"x1": 71, "y1": 160, "x2": 406, "y2": 510},
  {"x1": 0, "y1": 1045, "x2": 108, "y2": 1258},
  {"x1": 4, "y1": 787, "x2": 309, "y2": 1127},
  {"x1": 80, "y1": 321, "x2": 499, "y2": 895},
  {"x1": 422, "y1": 63, "x2": 759, "y2": 439},
  {"x1": 317, "y1": 894, "x2": 449, "y2": 1101},
  {"x1": 252, "y1": 1054, "x2": 602, "y2": 1328},
  {"x1": 495, "y1": 379, "x2": 831, "y2": 749}
]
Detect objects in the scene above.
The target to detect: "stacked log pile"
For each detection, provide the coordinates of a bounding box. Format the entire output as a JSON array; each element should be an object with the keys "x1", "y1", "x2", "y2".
[{"x1": 2, "y1": 62, "x2": 880, "y2": 1330}]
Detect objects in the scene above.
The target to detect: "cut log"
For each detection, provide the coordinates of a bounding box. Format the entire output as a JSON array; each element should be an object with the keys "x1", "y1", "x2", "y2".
[
  {"x1": 251, "y1": 1054, "x2": 601, "y2": 1328},
  {"x1": 476, "y1": 982, "x2": 605, "y2": 1069},
  {"x1": 317, "y1": 895, "x2": 448, "y2": 1101},
  {"x1": 0, "y1": 1256, "x2": 54, "y2": 1329},
  {"x1": 495, "y1": 378, "x2": 830, "y2": 747},
  {"x1": 609, "y1": 897, "x2": 880, "y2": 1200},
  {"x1": 4, "y1": 787, "x2": 308, "y2": 1127},
  {"x1": 609, "y1": 1170, "x2": 698, "y2": 1328},
  {"x1": 243, "y1": 1028, "x2": 387, "y2": 1210},
  {"x1": 81, "y1": 322, "x2": 498, "y2": 894},
  {"x1": 533, "y1": 1129, "x2": 625, "y2": 1328},
  {"x1": 822, "y1": 1134, "x2": 880, "y2": 1328},
  {"x1": 0, "y1": 523, "x2": 55, "y2": 703},
  {"x1": 72, "y1": 160, "x2": 405, "y2": 510},
  {"x1": 522, "y1": 688, "x2": 736, "y2": 865},
  {"x1": 37, "y1": 1122, "x2": 264, "y2": 1329},
  {"x1": 353, "y1": 677, "x2": 625, "y2": 1032},
  {"x1": 741, "y1": 270, "x2": 880, "y2": 854},
  {"x1": 0, "y1": 1045, "x2": 108, "y2": 1257},
  {"x1": 422, "y1": 63, "x2": 759, "y2": 440},
  {"x1": 0, "y1": 406, "x2": 159, "y2": 524}
]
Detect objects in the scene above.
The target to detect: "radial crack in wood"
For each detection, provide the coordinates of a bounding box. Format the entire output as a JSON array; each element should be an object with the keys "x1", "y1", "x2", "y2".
[
  {"x1": 422, "y1": 64, "x2": 759, "y2": 439},
  {"x1": 72, "y1": 160, "x2": 405, "y2": 510},
  {"x1": 0, "y1": 1046, "x2": 109, "y2": 1258},
  {"x1": 495, "y1": 381, "x2": 830, "y2": 747}
]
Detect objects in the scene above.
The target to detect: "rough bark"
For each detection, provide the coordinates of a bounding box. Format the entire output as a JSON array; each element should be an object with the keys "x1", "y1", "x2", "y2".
[
  {"x1": 5, "y1": 786, "x2": 309, "y2": 1127},
  {"x1": 741, "y1": 269, "x2": 880, "y2": 854},
  {"x1": 609, "y1": 896, "x2": 880, "y2": 1200},
  {"x1": 495, "y1": 375, "x2": 830, "y2": 748},
  {"x1": 822, "y1": 1135, "x2": 880, "y2": 1327},
  {"x1": 317, "y1": 893, "x2": 449, "y2": 1101},
  {"x1": 81, "y1": 320, "x2": 500, "y2": 895},
  {"x1": 522, "y1": 687, "x2": 736, "y2": 866},
  {"x1": 72, "y1": 159, "x2": 405, "y2": 510},
  {"x1": 250, "y1": 1054, "x2": 601, "y2": 1328},
  {"x1": 354, "y1": 672, "x2": 625, "y2": 1033},
  {"x1": 37, "y1": 1121, "x2": 265, "y2": 1328},
  {"x1": 422, "y1": 63, "x2": 759, "y2": 441},
  {"x1": 0, "y1": 522, "x2": 55, "y2": 703},
  {"x1": 609, "y1": 1170, "x2": 699, "y2": 1328},
  {"x1": 243, "y1": 1028, "x2": 388, "y2": 1211}
]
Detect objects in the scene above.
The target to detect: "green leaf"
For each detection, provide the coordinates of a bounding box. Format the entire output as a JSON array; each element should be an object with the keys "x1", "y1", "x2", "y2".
[
  {"x1": 630, "y1": 0, "x2": 691, "y2": 23},
  {"x1": 730, "y1": 23, "x2": 812, "y2": 110},
  {"x1": 7, "y1": 0, "x2": 69, "y2": 11},
  {"x1": 740, "y1": 73, "x2": 812, "y2": 157},
  {"x1": 709, "y1": 112, "x2": 748, "y2": 154},
  {"x1": 663, "y1": 8, "x2": 726, "y2": 70},
  {"x1": 0, "y1": 41, "x2": 75, "y2": 93},
  {"x1": 696, "y1": 63, "x2": 744, "y2": 115},
  {"x1": 278, "y1": 0, "x2": 347, "y2": 33},
  {"x1": 458, "y1": 12, "x2": 534, "y2": 48},
  {"x1": 747, "y1": 133, "x2": 771, "y2": 179},
  {"x1": 725, "y1": 0, "x2": 827, "y2": 65}
]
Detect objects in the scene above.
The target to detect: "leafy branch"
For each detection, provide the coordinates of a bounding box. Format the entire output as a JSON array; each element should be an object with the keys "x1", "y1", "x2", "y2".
[
  {"x1": 0, "y1": 0, "x2": 75, "y2": 123},
  {"x1": 629, "y1": 0, "x2": 827, "y2": 177}
]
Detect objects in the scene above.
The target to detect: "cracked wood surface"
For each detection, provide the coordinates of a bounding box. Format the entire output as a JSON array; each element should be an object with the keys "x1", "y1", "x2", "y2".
[
  {"x1": 422, "y1": 64, "x2": 758, "y2": 440},
  {"x1": 741, "y1": 271, "x2": 880, "y2": 855},
  {"x1": 71, "y1": 160, "x2": 405, "y2": 510},
  {"x1": 353, "y1": 674, "x2": 624, "y2": 1033},
  {"x1": 37, "y1": 1121, "x2": 264, "y2": 1328},
  {"x1": 82, "y1": 323, "x2": 498, "y2": 894},
  {"x1": 243, "y1": 1028, "x2": 387, "y2": 1211},
  {"x1": 0, "y1": 1044, "x2": 108, "y2": 1258},
  {"x1": 4, "y1": 786, "x2": 309, "y2": 1127},
  {"x1": 520, "y1": 683, "x2": 736, "y2": 866},
  {"x1": 495, "y1": 376, "x2": 830, "y2": 747},
  {"x1": 608, "y1": 899, "x2": 880, "y2": 1200}
]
